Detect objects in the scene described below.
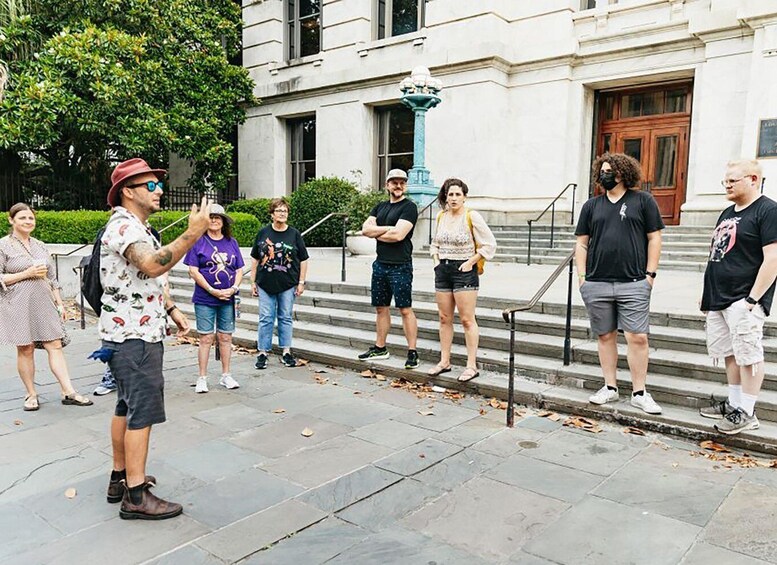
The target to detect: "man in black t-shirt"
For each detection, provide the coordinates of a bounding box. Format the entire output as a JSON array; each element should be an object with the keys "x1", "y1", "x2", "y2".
[
  {"x1": 700, "y1": 159, "x2": 777, "y2": 435},
  {"x1": 358, "y1": 169, "x2": 420, "y2": 369},
  {"x1": 575, "y1": 153, "x2": 665, "y2": 415}
]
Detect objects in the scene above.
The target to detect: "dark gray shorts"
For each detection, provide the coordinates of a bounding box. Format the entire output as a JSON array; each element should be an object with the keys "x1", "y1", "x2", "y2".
[
  {"x1": 105, "y1": 339, "x2": 165, "y2": 430},
  {"x1": 579, "y1": 279, "x2": 652, "y2": 336}
]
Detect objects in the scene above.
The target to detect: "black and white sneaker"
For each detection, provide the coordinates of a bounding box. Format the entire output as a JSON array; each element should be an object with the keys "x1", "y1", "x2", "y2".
[
  {"x1": 282, "y1": 352, "x2": 298, "y2": 367},
  {"x1": 405, "y1": 350, "x2": 419, "y2": 369},
  {"x1": 358, "y1": 346, "x2": 390, "y2": 361},
  {"x1": 255, "y1": 353, "x2": 268, "y2": 370},
  {"x1": 714, "y1": 407, "x2": 759, "y2": 435}
]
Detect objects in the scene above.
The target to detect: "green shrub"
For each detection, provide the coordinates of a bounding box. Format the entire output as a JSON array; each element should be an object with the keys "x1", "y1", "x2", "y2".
[
  {"x1": 0, "y1": 210, "x2": 260, "y2": 247},
  {"x1": 346, "y1": 190, "x2": 388, "y2": 232},
  {"x1": 289, "y1": 177, "x2": 358, "y2": 246},
  {"x1": 226, "y1": 198, "x2": 272, "y2": 224}
]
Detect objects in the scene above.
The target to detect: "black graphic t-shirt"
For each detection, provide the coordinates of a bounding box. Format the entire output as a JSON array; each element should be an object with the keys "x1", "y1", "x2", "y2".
[
  {"x1": 575, "y1": 190, "x2": 665, "y2": 282},
  {"x1": 370, "y1": 198, "x2": 418, "y2": 264},
  {"x1": 701, "y1": 196, "x2": 777, "y2": 315},
  {"x1": 250, "y1": 225, "x2": 309, "y2": 295}
]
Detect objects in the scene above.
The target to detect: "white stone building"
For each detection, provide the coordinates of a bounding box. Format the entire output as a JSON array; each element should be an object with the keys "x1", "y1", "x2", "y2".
[{"x1": 240, "y1": 0, "x2": 777, "y2": 226}]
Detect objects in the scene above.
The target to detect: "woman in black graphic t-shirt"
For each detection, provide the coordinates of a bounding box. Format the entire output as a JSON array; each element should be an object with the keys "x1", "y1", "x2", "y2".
[{"x1": 249, "y1": 198, "x2": 309, "y2": 370}]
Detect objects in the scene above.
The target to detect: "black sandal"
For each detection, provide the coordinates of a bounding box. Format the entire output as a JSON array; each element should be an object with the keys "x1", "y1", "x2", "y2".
[
  {"x1": 62, "y1": 393, "x2": 94, "y2": 406},
  {"x1": 427, "y1": 363, "x2": 452, "y2": 377},
  {"x1": 457, "y1": 368, "x2": 480, "y2": 382}
]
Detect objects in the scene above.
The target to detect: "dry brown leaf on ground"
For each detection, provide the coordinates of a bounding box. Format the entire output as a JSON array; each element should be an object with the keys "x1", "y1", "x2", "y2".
[
  {"x1": 301, "y1": 427, "x2": 314, "y2": 437},
  {"x1": 360, "y1": 369, "x2": 376, "y2": 378},
  {"x1": 297, "y1": 359, "x2": 310, "y2": 366},
  {"x1": 418, "y1": 410, "x2": 435, "y2": 416},
  {"x1": 375, "y1": 374, "x2": 387, "y2": 381},
  {"x1": 563, "y1": 416, "x2": 602, "y2": 433},
  {"x1": 314, "y1": 376, "x2": 329, "y2": 385},
  {"x1": 13, "y1": 419, "x2": 22, "y2": 426},
  {"x1": 700, "y1": 440, "x2": 731, "y2": 453},
  {"x1": 489, "y1": 398, "x2": 502, "y2": 409},
  {"x1": 691, "y1": 450, "x2": 775, "y2": 469},
  {"x1": 64, "y1": 488, "x2": 77, "y2": 499},
  {"x1": 272, "y1": 408, "x2": 286, "y2": 414},
  {"x1": 537, "y1": 410, "x2": 561, "y2": 421},
  {"x1": 313, "y1": 369, "x2": 328, "y2": 374},
  {"x1": 479, "y1": 408, "x2": 488, "y2": 416},
  {"x1": 653, "y1": 439, "x2": 671, "y2": 450},
  {"x1": 353, "y1": 391, "x2": 362, "y2": 395},
  {"x1": 624, "y1": 427, "x2": 646, "y2": 436}
]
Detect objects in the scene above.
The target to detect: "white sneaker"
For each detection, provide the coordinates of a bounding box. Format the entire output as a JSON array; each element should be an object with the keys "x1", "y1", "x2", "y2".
[
  {"x1": 195, "y1": 376, "x2": 209, "y2": 394},
  {"x1": 631, "y1": 391, "x2": 662, "y2": 414},
  {"x1": 219, "y1": 373, "x2": 240, "y2": 390},
  {"x1": 589, "y1": 385, "x2": 619, "y2": 405}
]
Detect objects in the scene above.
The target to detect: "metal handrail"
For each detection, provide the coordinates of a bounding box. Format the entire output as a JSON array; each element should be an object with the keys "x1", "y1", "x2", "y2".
[
  {"x1": 501, "y1": 248, "x2": 576, "y2": 427},
  {"x1": 527, "y1": 183, "x2": 577, "y2": 265},
  {"x1": 301, "y1": 212, "x2": 349, "y2": 283}
]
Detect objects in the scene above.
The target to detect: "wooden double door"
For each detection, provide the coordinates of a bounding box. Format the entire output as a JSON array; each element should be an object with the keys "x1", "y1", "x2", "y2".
[{"x1": 596, "y1": 83, "x2": 692, "y2": 225}]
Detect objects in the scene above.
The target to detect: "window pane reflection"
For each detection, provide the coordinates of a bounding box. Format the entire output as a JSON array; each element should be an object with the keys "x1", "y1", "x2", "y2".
[
  {"x1": 654, "y1": 135, "x2": 677, "y2": 187},
  {"x1": 624, "y1": 138, "x2": 642, "y2": 163},
  {"x1": 392, "y1": 0, "x2": 419, "y2": 37}
]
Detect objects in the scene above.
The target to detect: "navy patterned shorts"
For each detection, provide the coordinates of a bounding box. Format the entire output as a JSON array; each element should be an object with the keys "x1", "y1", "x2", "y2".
[{"x1": 371, "y1": 261, "x2": 413, "y2": 308}]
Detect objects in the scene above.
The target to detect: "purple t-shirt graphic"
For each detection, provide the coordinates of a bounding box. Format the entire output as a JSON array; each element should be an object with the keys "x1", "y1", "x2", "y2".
[{"x1": 184, "y1": 235, "x2": 245, "y2": 307}]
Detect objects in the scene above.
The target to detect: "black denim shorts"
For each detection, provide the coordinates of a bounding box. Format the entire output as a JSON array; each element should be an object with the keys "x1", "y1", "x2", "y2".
[
  {"x1": 434, "y1": 259, "x2": 479, "y2": 293},
  {"x1": 106, "y1": 339, "x2": 166, "y2": 430}
]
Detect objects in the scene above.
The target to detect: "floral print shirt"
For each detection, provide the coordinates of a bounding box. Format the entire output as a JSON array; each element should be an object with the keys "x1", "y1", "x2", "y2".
[{"x1": 98, "y1": 207, "x2": 167, "y2": 343}]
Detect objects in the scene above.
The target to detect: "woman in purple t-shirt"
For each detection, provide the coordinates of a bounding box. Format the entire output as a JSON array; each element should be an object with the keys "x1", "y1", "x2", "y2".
[{"x1": 183, "y1": 204, "x2": 245, "y2": 394}]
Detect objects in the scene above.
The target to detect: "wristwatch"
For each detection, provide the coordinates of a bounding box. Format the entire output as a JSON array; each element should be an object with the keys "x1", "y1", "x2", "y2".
[
  {"x1": 646, "y1": 271, "x2": 657, "y2": 279},
  {"x1": 745, "y1": 296, "x2": 758, "y2": 305}
]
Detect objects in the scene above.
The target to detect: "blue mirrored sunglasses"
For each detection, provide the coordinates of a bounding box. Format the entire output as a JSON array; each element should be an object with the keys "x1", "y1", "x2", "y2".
[{"x1": 126, "y1": 180, "x2": 164, "y2": 192}]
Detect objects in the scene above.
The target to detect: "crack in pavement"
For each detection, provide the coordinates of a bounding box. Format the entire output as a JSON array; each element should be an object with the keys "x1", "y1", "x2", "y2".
[{"x1": 0, "y1": 446, "x2": 91, "y2": 497}]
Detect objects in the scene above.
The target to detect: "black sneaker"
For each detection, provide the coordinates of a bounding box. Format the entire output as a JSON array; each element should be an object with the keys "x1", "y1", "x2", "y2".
[
  {"x1": 282, "y1": 352, "x2": 298, "y2": 367},
  {"x1": 358, "y1": 346, "x2": 390, "y2": 361},
  {"x1": 405, "y1": 350, "x2": 419, "y2": 369},
  {"x1": 255, "y1": 353, "x2": 267, "y2": 370}
]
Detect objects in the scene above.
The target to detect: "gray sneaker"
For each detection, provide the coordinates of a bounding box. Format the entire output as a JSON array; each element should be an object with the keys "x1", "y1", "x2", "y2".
[
  {"x1": 714, "y1": 408, "x2": 759, "y2": 435},
  {"x1": 699, "y1": 396, "x2": 735, "y2": 420}
]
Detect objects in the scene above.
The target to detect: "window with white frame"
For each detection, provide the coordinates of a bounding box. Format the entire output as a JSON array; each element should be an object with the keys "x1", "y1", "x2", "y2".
[
  {"x1": 376, "y1": 0, "x2": 425, "y2": 40},
  {"x1": 289, "y1": 116, "x2": 316, "y2": 191},
  {"x1": 287, "y1": 0, "x2": 321, "y2": 60},
  {"x1": 376, "y1": 105, "x2": 414, "y2": 187}
]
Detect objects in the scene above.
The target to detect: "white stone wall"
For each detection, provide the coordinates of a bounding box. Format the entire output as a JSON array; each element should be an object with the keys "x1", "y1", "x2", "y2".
[{"x1": 239, "y1": 0, "x2": 777, "y2": 226}]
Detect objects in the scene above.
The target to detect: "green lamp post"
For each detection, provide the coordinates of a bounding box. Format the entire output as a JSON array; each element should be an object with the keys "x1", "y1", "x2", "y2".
[{"x1": 399, "y1": 66, "x2": 443, "y2": 207}]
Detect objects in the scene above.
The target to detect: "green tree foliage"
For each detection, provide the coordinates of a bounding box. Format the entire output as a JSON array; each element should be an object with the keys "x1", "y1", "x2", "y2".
[
  {"x1": 288, "y1": 177, "x2": 358, "y2": 247},
  {"x1": 0, "y1": 0, "x2": 254, "y2": 192}
]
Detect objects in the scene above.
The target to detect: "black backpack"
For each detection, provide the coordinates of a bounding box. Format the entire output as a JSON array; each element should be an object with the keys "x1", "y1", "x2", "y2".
[
  {"x1": 79, "y1": 222, "x2": 161, "y2": 315},
  {"x1": 80, "y1": 226, "x2": 107, "y2": 315}
]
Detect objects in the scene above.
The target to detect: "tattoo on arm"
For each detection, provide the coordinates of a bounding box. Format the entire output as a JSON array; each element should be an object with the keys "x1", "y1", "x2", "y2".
[
  {"x1": 124, "y1": 242, "x2": 155, "y2": 268},
  {"x1": 155, "y1": 249, "x2": 173, "y2": 266}
]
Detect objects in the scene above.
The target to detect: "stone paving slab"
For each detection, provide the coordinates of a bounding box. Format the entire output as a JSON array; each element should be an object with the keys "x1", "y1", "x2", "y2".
[
  {"x1": 195, "y1": 499, "x2": 327, "y2": 563},
  {"x1": 523, "y1": 496, "x2": 701, "y2": 565},
  {"x1": 680, "y1": 542, "x2": 772, "y2": 565},
  {"x1": 148, "y1": 545, "x2": 225, "y2": 565},
  {"x1": 348, "y1": 419, "x2": 433, "y2": 450},
  {"x1": 297, "y1": 465, "x2": 403, "y2": 513},
  {"x1": 374, "y1": 438, "x2": 463, "y2": 476},
  {"x1": 413, "y1": 449, "x2": 503, "y2": 492}
]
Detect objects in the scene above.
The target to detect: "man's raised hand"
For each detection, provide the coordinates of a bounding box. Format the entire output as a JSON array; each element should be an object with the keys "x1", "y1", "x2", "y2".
[{"x1": 188, "y1": 196, "x2": 212, "y2": 235}]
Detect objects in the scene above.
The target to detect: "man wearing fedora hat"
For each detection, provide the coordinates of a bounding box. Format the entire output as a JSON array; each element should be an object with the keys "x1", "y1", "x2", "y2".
[
  {"x1": 359, "y1": 169, "x2": 419, "y2": 369},
  {"x1": 99, "y1": 157, "x2": 212, "y2": 520}
]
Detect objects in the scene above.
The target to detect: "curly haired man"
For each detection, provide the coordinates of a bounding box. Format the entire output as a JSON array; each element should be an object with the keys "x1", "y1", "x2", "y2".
[{"x1": 575, "y1": 153, "x2": 665, "y2": 414}]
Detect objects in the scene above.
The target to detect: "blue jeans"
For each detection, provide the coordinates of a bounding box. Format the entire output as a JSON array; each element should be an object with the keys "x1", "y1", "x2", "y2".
[
  {"x1": 194, "y1": 302, "x2": 236, "y2": 334},
  {"x1": 258, "y1": 286, "x2": 296, "y2": 351}
]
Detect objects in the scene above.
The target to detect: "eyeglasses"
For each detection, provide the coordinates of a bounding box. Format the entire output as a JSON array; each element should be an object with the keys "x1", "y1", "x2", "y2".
[
  {"x1": 720, "y1": 177, "x2": 748, "y2": 188},
  {"x1": 126, "y1": 180, "x2": 164, "y2": 192}
]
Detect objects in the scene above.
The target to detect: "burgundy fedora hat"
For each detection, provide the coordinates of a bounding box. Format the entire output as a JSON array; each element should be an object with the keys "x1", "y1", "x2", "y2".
[{"x1": 107, "y1": 158, "x2": 166, "y2": 208}]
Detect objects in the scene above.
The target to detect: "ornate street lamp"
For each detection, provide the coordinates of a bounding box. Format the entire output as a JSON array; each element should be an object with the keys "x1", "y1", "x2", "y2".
[{"x1": 399, "y1": 66, "x2": 442, "y2": 207}]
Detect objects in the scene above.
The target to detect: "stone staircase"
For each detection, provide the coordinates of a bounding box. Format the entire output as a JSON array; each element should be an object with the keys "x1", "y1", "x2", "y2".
[
  {"x1": 167, "y1": 264, "x2": 777, "y2": 454},
  {"x1": 418, "y1": 225, "x2": 714, "y2": 271}
]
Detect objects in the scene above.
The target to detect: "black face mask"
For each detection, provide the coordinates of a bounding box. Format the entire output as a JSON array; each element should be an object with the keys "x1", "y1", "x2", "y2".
[{"x1": 599, "y1": 171, "x2": 618, "y2": 191}]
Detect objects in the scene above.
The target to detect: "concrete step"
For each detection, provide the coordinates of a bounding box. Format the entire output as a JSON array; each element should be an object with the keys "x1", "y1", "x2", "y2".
[{"x1": 493, "y1": 237, "x2": 713, "y2": 248}]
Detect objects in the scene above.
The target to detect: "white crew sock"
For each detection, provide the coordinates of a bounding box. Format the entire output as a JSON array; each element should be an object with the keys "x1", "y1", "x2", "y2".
[
  {"x1": 739, "y1": 393, "x2": 758, "y2": 417},
  {"x1": 728, "y1": 384, "x2": 742, "y2": 408}
]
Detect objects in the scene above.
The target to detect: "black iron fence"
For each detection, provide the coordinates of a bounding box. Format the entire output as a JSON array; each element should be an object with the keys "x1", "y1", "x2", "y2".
[{"x1": 0, "y1": 173, "x2": 244, "y2": 211}]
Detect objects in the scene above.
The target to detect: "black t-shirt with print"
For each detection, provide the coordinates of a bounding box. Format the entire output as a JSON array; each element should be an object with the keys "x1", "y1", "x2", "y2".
[
  {"x1": 701, "y1": 196, "x2": 777, "y2": 316},
  {"x1": 250, "y1": 225, "x2": 309, "y2": 295},
  {"x1": 370, "y1": 198, "x2": 418, "y2": 264},
  {"x1": 575, "y1": 189, "x2": 665, "y2": 282}
]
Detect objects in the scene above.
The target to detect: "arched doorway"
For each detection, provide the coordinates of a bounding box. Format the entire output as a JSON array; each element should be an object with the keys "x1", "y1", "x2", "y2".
[{"x1": 595, "y1": 81, "x2": 692, "y2": 225}]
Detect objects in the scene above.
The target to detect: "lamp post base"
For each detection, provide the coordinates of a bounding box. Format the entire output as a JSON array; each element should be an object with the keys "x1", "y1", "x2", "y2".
[{"x1": 407, "y1": 166, "x2": 437, "y2": 208}]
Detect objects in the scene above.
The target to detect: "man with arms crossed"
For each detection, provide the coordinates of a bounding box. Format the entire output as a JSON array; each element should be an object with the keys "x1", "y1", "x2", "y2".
[
  {"x1": 575, "y1": 152, "x2": 664, "y2": 414},
  {"x1": 700, "y1": 159, "x2": 777, "y2": 434},
  {"x1": 100, "y1": 158, "x2": 211, "y2": 519},
  {"x1": 358, "y1": 169, "x2": 420, "y2": 369}
]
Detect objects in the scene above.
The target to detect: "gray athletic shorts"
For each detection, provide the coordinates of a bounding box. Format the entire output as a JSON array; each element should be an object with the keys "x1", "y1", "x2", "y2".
[
  {"x1": 105, "y1": 339, "x2": 166, "y2": 430},
  {"x1": 579, "y1": 279, "x2": 652, "y2": 336}
]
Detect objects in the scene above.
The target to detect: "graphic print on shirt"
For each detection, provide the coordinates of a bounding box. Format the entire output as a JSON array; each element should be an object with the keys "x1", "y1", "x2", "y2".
[
  {"x1": 709, "y1": 217, "x2": 740, "y2": 262},
  {"x1": 619, "y1": 203, "x2": 627, "y2": 222},
  {"x1": 207, "y1": 248, "x2": 235, "y2": 287},
  {"x1": 259, "y1": 238, "x2": 295, "y2": 274}
]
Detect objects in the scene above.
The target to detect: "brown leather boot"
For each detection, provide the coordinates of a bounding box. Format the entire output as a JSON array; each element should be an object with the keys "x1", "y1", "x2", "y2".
[
  {"x1": 119, "y1": 482, "x2": 182, "y2": 520},
  {"x1": 107, "y1": 475, "x2": 157, "y2": 503}
]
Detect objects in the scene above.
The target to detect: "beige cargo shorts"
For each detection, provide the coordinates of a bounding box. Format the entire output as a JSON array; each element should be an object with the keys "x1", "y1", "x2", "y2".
[{"x1": 706, "y1": 298, "x2": 766, "y2": 367}]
